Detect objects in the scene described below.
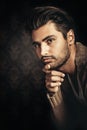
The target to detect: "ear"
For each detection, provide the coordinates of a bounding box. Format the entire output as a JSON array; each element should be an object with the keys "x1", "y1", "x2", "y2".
[{"x1": 67, "y1": 29, "x2": 75, "y2": 46}]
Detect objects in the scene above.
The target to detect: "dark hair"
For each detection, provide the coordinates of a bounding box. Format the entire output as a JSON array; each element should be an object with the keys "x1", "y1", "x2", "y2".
[{"x1": 26, "y1": 6, "x2": 77, "y2": 40}]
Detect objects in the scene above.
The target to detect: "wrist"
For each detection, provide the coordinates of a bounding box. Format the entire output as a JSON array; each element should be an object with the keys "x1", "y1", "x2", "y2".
[{"x1": 47, "y1": 87, "x2": 63, "y2": 108}]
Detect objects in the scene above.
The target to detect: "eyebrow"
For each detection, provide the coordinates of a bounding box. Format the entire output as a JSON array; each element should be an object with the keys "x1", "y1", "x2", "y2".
[
  {"x1": 42, "y1": 35, "x2": 55, "y2": 42},
  {"x1": 32, "y1": 35, "x2": 55, "y2": 45}
]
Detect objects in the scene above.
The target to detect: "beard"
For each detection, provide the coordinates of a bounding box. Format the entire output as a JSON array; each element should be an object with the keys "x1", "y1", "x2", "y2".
[
  {"x1": 51, "y1": 56, "x2": 70, "y2": 70},
  {"x1": 47, "y1": 49, "x2": 70, "y2": 70}
]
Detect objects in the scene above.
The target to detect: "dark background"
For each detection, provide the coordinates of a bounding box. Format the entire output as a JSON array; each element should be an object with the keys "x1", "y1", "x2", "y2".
[
  {"x1": 0, "y1": 0, "x2": 87, "y2": 129},
  {"x1": 0, "y1": 0, "x2": 87, "y2": 43}
]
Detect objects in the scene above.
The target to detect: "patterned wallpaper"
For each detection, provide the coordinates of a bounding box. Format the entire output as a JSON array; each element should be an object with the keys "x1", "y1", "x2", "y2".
[{"x1": 0, "y1": 15, "x2": 44, "y2": 101}]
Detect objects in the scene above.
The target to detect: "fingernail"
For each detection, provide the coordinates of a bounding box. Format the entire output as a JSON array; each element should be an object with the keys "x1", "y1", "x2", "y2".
[
  {"x1": 61, "y1": 78, "x2": 64, "y2": 82},
  {"x1": 62, "y1": 74, "x2": 65, "y2": 77},
  {"x1": 45, "y1": 64, "x2": 50, "y2": 70},
  {"x1": 59, "y1": 82, "x2": 61, "y2": 86}
]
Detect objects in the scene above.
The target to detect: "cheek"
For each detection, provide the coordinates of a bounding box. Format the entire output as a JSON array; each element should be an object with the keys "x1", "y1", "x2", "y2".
[
  {"x1": 35, "y1": 49, "x2": 41, "y2": 58},
  {"x1": 52, "y1": 44, "x2": 67, "y2": 57},
  {"x1": 51, "y1": 44, "x2": 61, "y2": 54}
]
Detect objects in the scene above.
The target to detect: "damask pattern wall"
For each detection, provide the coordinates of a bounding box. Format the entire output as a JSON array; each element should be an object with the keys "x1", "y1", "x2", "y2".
[{"x1": 0, "y1": 13, "x2": 46, "y2": 129}]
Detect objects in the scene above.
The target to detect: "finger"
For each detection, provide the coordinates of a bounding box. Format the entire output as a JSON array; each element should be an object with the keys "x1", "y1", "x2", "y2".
[
  {"x1": 46, "y1": 81, "x2": 61, "y2": 88},
  {"x1": 43, "y1": 69, "x2": 51, "y2": 74},
  {"x1": 46, "y1": 86, "x2": 58, "y2": 93},
  {"x1": 50, "y1": 70, "x2": 65, "y2": 78},
  {"x1": 50, "y1": 76, "x2": 64, "y2": 82},
  {"x1": 46, "y1": 75, "x2": 64, "y2": 82},
  {"x1": 44, "y1": 64, "x2": 51, "y2": 70},
  {"x1": 42, "y1": 64, "x2": 51, "y2": 73}
]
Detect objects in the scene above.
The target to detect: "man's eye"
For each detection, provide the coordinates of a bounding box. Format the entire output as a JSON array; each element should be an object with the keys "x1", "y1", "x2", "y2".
[
  {"x1": 33, "y1": 43, "x2": 40, "y2": 48},
  {"x1": 47, "y1": 38, "x2": 55, "y2": 44}
]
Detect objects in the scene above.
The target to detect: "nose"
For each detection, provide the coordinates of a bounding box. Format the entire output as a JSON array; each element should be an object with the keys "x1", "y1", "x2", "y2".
[{"x1": 41, "y1": 43, "x2": 49, "y2": 56}]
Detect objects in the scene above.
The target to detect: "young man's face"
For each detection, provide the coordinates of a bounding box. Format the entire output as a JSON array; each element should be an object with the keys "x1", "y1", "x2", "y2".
[{"x1": 32, "y1": 22, "x2": 71, "y2": 69}]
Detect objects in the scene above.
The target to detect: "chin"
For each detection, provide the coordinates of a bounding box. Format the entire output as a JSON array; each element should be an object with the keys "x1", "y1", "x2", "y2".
[
  {"x1": 50, "y1": 64, "x2": 58, "y2": 70},
  {"x1": 50, "y1": 63, "x2": 64, "y2": 70}
]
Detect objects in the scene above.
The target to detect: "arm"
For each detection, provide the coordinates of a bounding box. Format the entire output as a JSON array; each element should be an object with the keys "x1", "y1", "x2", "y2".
[
  {"x1": 47, "y1": 86, "x2": 66, "y2": 123},
  {"x1": 43, "y1": 65, "x2": 67, "y2": 125}
]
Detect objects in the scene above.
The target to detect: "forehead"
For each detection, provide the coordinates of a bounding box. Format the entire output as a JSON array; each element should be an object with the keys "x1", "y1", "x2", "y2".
[{"x1": 32, "y1": 22, "x2": 59, "y2": 41}]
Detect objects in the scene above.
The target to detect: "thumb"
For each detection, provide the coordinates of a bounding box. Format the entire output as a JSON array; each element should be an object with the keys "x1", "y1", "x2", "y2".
[
  {"x1": 44, "y1": 64, "x2": 51, "y2": 70},
  {"x1": 42, "y1": 64, "x2": 51, "y2": 73}
]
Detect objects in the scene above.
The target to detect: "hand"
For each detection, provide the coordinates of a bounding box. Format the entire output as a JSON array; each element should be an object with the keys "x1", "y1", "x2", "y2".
[{"x1": 43, "y1": 64, "x2": 65, "y2": 93}]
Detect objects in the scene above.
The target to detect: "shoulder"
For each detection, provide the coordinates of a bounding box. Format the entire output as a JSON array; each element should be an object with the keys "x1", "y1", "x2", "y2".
[{"x1": 76, "y1": 42, "x2": 87, "y2": 70}]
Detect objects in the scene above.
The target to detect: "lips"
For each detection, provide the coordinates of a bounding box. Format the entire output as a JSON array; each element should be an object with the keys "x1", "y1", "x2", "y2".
[{"x1": 42, "y1": 57, "x2": 53, "y2": 63}]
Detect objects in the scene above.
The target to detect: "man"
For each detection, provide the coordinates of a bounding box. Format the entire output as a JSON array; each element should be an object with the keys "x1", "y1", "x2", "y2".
[{"x1": 26, "y1": 6, "x2": 87, "y2": 130}]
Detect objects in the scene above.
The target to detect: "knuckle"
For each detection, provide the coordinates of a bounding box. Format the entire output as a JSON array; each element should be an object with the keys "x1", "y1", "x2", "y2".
[
  {"x1": 50, "y1": 82, "x2": 53, "y2": 87},
  {"x1": 51, "y1": 76, "x2": 54, "y2": 81},
  {"x1": 61, "y1": 78, "x2": 64, "y2": 82},
  {"x1": 58, "y1": 82, "x2": 61, "y2": 86},
  {"x1": 53, "y1": 87, "x2": 58, "y2": 93}
]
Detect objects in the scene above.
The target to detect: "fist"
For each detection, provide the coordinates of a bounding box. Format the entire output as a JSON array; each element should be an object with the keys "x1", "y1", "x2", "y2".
[{"x1": 43, "y1": 64, "x2": 65, "y2": 93}]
